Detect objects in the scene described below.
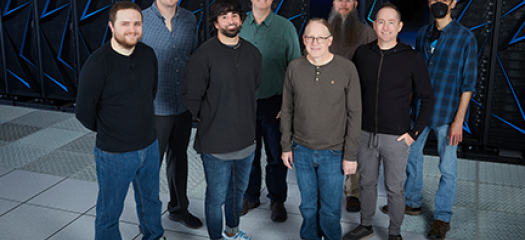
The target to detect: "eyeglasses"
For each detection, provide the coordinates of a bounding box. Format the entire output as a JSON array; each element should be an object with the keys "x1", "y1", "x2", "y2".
[
  {"x1": 334, "y1": 0, "x2": 355, "y2": 3},
  {"x1": 304, "y1": 35, "x2": 331, "y2": 44}
]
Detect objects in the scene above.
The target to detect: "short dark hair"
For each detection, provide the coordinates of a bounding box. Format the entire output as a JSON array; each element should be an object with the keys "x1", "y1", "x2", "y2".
[
  {"x1": 375, "y1": 2, "x2": 402, "y2": 21},
  {"x1": 208, "y1": 0, "x2": 246, "y2": 25},
  {"x1": 109, "y1": 1, "x2": 143, "y2": 24},
  {"x1": 305, "y1": 18, "x2": 333, "y2": 36}
]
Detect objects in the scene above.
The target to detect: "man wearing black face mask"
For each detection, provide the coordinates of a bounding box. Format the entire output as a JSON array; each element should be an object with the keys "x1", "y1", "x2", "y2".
[{"x1": 384, "y1": 0, "x2": 477, "y2": 239}]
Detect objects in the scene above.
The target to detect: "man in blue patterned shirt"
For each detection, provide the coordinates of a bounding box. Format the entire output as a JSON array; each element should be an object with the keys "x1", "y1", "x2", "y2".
[
  {"x1": 141, "y1": 0, "x2": 202, "y2": 228},
  {"x1": 403, "y1": 0, "x2": 477, "y2": 239}
]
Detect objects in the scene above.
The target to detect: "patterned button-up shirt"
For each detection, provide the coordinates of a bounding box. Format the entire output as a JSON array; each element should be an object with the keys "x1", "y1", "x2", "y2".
[
  {"x1": 141, "y1": 2, "x2": 198, "y2": 116},
  {"x1": 415, "y1": 20, "x2": 478, "y2": 127}
]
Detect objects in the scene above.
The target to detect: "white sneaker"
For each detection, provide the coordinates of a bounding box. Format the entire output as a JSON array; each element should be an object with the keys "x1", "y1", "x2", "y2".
[{"x1": 222, "y1": 231, "x2": 252, "y2": 240}]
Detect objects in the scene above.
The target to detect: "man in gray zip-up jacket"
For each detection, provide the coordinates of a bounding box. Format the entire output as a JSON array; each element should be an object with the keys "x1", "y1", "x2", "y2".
[{"x1": 344, "y1": 3, "x2": 434, "y2": 240}]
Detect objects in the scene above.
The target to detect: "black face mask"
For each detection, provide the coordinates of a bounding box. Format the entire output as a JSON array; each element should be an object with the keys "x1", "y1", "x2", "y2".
[{"x1": 430, "y1": 2, "x2": 449, "y2": 19}]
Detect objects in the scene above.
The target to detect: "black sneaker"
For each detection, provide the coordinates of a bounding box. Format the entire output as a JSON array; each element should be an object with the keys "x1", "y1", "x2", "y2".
[
  {"x1": 389, "y1": 234, "x2": 403, "y2": 240},
  {"x1": 169, "y1": 212, "x2": 203, "y2": 229},
  {"x1": 240, "y1": 199, "x2": 260, "y2": 216},
  {"x1": 382, "y1": 205, "x2": 422, "y2": 216},
  {"x1": 346, "y1": 196, "x2": 361, "y2": 212},
  {"x1": 270, "y1": 201, "x2": 287, "y2": 222},
  {"x1": 343, "y1": 225, "x2": 374, "y2": 240}
]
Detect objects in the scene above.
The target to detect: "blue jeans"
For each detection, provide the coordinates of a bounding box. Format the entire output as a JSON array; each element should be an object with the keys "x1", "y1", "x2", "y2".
[
  {"x1": 201, "y1": 152, "x2": 254, "y2": 240},
  {"x1": 245, "y1": 95, "x2": 288, "y2": 203},
  {"x1": 404, "y1": 124, "x2": 458, "y2": 222},
  {"x1": 94, "y1": 140, "x2": 164, "y2": 240},
  {"x1": 293, "y1": 143, "x2": 344, "y2": 240}
]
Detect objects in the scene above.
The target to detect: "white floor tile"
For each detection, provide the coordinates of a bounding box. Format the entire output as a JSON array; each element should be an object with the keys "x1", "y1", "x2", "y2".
[
  {"x1": 28, "y1": 178, "x2": 98, "y2": 213},
  {"x1": 0, "y1": 170, "x2": 64, "y2": 202},
  {"x1": 0, "y1": 204, "x2": 79, "y2": 239}
]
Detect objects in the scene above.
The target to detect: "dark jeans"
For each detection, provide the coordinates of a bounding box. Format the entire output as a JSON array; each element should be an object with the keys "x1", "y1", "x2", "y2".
[
  {"x1": 201, "y1": 152, "x2": 255, "y2": 240},
  {"x1": 293, "y1": 143, "x2": 345, "y2": 240},
  {"x1": 94, "y1": 140, "x2": 163, "y2": 240},
  {"x1": 244, "y1": 95, "x2": 288, "y2": 203},
  {"x1": 155, "y1": 111, "x2": 192, "y2": 216}
]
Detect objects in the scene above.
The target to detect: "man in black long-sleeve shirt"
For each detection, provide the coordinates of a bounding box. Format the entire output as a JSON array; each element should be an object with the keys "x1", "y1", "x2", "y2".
[
  {"x1": 182, "y1": 0, "x2": 261, "y2": 239},
  {"x1": 75, "y1": 2, "x2": 164, "y2": 240}
]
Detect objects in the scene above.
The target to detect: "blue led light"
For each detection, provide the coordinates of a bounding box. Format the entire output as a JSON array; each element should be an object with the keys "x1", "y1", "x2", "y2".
[
  {"x1": 80, "y1": 0, "x2": 112, "y2": 21},
  {"x1": 7, "y1": 69, "x2": 30, "y2": 88},
  {"x1": 457, "y1": 0, "x2": 473, "y2": 22},
  {"x1": 496, "y1": 54, "x2": 525, "y2": 121},
  {"x1": 20, "y1": 5, "x2": 36, "y2": 68},
  {"x1": 3, "y1": 0, "x2": 30, "y2": 17},
  {"x1": 43, "y1": 73, "x2": 68, "y2": 92},
  {"x1": 41, "y1": 1, "x2": 69, "y2": 19},
  {"x1": 276, "y1": 0, "x2": 285, "y2": 14}
]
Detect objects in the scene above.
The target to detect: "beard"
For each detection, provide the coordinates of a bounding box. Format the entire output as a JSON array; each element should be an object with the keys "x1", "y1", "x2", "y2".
[
  {"x1": 113, "y1": 31, "x2": 141, "y2": 49},
  {"x1": 328, "y1": 8, "x2": 360, "y2": 48},
  {"x1": 220, "y1": 24, "x2": 242, "y2": 38}
]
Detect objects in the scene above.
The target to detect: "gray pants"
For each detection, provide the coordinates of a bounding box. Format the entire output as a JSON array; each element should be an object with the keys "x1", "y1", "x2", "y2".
[{"x1": 357, "y1": 130, "x2": 409, "y2": 235}]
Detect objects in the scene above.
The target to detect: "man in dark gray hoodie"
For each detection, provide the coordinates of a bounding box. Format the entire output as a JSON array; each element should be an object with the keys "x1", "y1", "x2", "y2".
[{"x1": 344, "y1": 3, "x2": 434, "y2": 240}]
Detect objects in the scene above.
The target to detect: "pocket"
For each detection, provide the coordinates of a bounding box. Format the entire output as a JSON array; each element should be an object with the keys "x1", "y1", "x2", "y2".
[{"x1": 329, "y1": 149, "x2": 343, "y2": 156}]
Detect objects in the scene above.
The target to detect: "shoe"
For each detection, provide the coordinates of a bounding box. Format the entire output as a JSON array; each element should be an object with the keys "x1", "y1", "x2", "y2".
[
  {"x1": 343, "y1": 225, "x2": 374, "y2": 240},
  {"x1": 381, "y1": 205, "x2": 422, "y2": 216},
  {"x1": 168, "y1": 212, "x2": 203, "y2": 229},
  {"x1": 270, "y1": 201, "x2": 288, "y2": 222},
  {"x1": 389, "y1": 235, "x2": 403, "y2": 240},
  {"x1": 222, "y1": 230, "x2": 252, "y2": 240},
  {"x1": 427, "y1": 220, "x2": 450, "y2": 239},
  {"x1": 240, "y1": 199, "x2": 260, "y2": 216},
  {"x1": 346, "y1": 196, "x2": 361, "y2": 212}
]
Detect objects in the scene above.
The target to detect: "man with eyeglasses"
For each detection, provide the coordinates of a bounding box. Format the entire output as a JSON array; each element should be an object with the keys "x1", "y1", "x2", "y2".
[
  {"x1": 238, "y1": 0, "x2": 301, "y2": 222},
  {"x1": 343, "y1": 3, "x2": 434, "y2": 240},
  {"x1": 280, "y1": 18, "x2": 361, "y2": 240},
  {"x1": 328, "y1": 0, "x2": 377, "y2": 213}
]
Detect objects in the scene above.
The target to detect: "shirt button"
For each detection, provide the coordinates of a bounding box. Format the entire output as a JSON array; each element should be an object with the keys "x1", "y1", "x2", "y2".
[
  {"x1": 316, "y1": 66, "x2": 320, "y2": 69},
  {"x1": 175, "y1": 58, "x2": 178, "y2": 61},
  {"x1": 316, "y1": 78, "x2": 319, "y2": 81},
  {"x1": 430, "y1": 62, "x2": 433, "y2": 65},
  {"x1": 316, "y1": 72, "x2": 320, "y2": 75},
  {"x1": 176, "y1": 69, "x2": 179, "y2": 72}
]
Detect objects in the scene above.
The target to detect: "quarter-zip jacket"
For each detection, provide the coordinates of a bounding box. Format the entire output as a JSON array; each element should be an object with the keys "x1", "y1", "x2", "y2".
[{"x1": 353, "y1": 40, "x2": 434, "y2": 140}]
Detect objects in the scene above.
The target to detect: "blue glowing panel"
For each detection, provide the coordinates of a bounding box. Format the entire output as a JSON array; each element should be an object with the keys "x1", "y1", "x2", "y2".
[
  {"x1": 38, "y1": 0, "x2": 77, "y2": 99},
  {"x1": 1, "y1": 0, "x2": 40, "y2": 96},
  {"x1": 76, "y1": 0, "x2": 112, "y2": 67}
]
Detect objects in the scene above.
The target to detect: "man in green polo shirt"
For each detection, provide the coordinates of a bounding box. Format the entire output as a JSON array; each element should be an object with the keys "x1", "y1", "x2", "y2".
[{"x1": 239, "y1": 0, "x2": 301, "y2": 222}]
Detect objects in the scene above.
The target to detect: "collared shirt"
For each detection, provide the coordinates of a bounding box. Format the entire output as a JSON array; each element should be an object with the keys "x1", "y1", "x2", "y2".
[
  {"x1": 239, "y1": 11, "x2": 302, "y2": 99},
  {"x1": 141, "y1": 2, "x2": 198, "y2": 116},
  {"x1": 415, "y1": 20, "x2": 478, "y2": 127}
]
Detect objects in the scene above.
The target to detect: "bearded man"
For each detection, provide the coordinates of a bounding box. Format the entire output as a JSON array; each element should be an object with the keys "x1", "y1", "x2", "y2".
[
  {"x1": 76, "y1": 2, "x2": 165, "y2": 239},
  {"x1": 328, "y1": 0, "x2": 376, "y2": 212},
  {"x1": 182, "y1": 0, "x2": 262, "y2": 239}
]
